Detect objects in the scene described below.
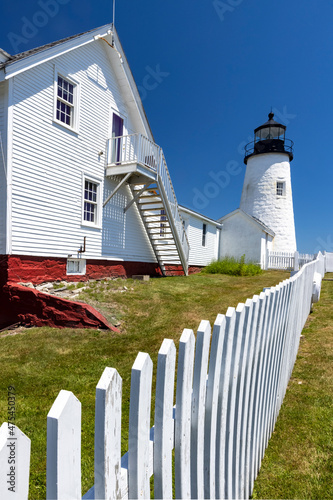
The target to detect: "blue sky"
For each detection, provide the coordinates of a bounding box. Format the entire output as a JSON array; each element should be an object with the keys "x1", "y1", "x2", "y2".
[{"x1": 0, "y1": 0, "x2": 332, "y2": 253}]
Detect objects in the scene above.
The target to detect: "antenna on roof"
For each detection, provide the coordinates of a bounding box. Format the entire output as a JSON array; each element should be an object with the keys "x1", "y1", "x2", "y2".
[{"x1": 113, "y1": 0, "x2": 116, "y2": 28}]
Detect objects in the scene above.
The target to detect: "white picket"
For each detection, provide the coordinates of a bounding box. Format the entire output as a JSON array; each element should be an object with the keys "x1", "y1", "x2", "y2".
[
  {"x1": 248, "y1": 292, "x2": 267, "y2": 495},
  {"x1": 204, "y1": 314, "x2": 226, "y2": 499},
  {"x1": 175, "y1": 329, "x2": 195, "y2": 500},
  {"x1": 241, "y1": 296, "x2": 260, "y2": 500},
  {"x1": 0, "y1": 422, "x2": 31, "y2": 500},
  {"x1": 128, "y1": 352, "x2": 153, "y2": 500},
  {"x1": 225, "y1": 303, "x2": 246, "y2": 500},
  {"x1": 154, "y1": 339, "x2": 176, "y2": 500},
  {"x1": 191, "y1": 320, "x2": 211, "y2": 499},
  {"x1": 95, "y1": 367, "x2": 122, "y2": 500},
  {"x1": 262, "y1": 284, "x2": 284, "y2": 450},
  {"x1": 254, "y1": 289, "x2": 273, "y2": 477},
  {"x1": 266, "y1": 282, "x2": 289, "y2": 444},
  {"x1": 234, "y1": 299, "x2": 254, "y2": 500},
  {"x1": 47, "y1": 390, "x2": 81, "y2": 500},
  {"x1": 216, "y1": 306, "x2": 236, "y2": 500}
]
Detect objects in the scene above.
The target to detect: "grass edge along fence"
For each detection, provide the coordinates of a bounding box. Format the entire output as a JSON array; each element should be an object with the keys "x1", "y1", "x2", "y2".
[{"x1": 0, "y1": 252, "x2": 328, "y2": 500}]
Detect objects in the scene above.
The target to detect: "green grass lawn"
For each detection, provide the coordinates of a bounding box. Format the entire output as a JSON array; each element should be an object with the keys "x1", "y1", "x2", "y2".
[
  {"x1": 1, "y1": 269, "x2": 324, "y2": 499},
  {"x1": 252, "y1": 276, "x2": 333, "y2": 500}
]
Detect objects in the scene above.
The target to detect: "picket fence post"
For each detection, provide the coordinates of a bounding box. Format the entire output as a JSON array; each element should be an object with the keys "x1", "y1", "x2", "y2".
[
  {"x1": 46, "y1": 390, "x2": 81, "y2": 500},
  {"x1": 95, "y1": 367, "x2": 122, "y2": 500},
  {"x1": 0, "y1": 422, "x2": 31, "y2": 500},
  {"x1": 204, "y1": 314, "x2": 226, "y2": 499},
  {"x1": 216, "y1": 306, "x2": 236, "y2": 499},
  {"x1": 154, "y1": 338, "x2": 176, "y2": 499},
  {"x1": 190, "y1": 320, "x2": 211, "y2": 499},
  {"x1": 175, "y1": 329, "x2": 195, "y2": 499},
  {"x1": 128, "y1": 352, "x2": 153, "y2": 500}
]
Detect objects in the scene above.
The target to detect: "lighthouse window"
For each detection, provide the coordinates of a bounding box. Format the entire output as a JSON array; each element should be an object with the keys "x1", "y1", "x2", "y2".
[{"x1": 276, "y1": 181, "x2": 285, "y2": 197}]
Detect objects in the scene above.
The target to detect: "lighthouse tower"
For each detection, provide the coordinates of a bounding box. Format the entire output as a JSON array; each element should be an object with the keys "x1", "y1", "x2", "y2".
[{"x1": 240, "y1": 112, "x2": 297, "y2": 253}]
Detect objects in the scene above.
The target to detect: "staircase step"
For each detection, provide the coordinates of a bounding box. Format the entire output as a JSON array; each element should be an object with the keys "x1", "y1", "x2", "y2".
[
  {"x1": 137, "y1": 198, "x2": 164, "y2": 207},
  {"x1": 143, "y1": 215, "x2": 170, "y2": 221},
  {"x1": 150, "y1": 237, "x2": 175, "y2": 241}
]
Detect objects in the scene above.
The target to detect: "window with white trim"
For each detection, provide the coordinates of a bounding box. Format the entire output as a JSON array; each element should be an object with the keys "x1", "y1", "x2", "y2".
[
  {"x1": 276, "y1": 181, "x2": 285, "y2": 197},
  {"x1": 67, "y1": 259, "x2": 86, "y2": 275},
  {"x1": 202, "y1": 223, "x2": 207, "y2": 247},
  {"x1": 83, "y1": 179, "x2": 100, "y2": 225},
  {"x1": 55, "y1": 74, "x2": 77, "y2": 129}
]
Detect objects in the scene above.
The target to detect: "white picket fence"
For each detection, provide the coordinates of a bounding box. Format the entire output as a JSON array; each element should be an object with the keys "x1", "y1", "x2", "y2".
[
  {"x1": 267, "y1": 250, "x2": 316, "y2": 271},
  {"x1": 0, "y1": 252, "x2": 328, "y2": 500}
]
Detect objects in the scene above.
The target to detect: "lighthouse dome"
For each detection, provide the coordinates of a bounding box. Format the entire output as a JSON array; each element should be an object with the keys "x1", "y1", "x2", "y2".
[{"x1": 244, "y1": 112, "x2": 293, "y2": 164}]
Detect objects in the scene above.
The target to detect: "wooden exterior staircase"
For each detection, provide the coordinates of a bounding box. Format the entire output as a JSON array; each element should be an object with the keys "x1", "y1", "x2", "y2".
[{"x1": 104, "y1": 134, "x2": 189, "y2": 276}]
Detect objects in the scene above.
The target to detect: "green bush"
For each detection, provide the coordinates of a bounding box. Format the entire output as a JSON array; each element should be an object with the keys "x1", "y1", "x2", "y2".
[{"x1": 202, "y1": 255, "x2": 262, "y2": 276}]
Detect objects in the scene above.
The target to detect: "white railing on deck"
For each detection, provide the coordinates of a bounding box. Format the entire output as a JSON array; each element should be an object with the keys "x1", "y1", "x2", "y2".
[
  {"x1": 1, "y1": 252, "x2": 329, "y2": 500},
  {"x1": 106, "y1": 134, "x2": 190, "y2": 268}
]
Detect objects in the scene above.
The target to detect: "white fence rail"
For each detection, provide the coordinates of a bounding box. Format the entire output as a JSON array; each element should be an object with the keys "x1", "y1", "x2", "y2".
[
  {"x1": 325, "y1": 251, "x2": 333, "y2": 272},
  {"x1": 0, "y1": 253, "x2": 328, "y2": 499},
  {"x1": 267, "y1": 250, "x2": 315, "y2": 271}
]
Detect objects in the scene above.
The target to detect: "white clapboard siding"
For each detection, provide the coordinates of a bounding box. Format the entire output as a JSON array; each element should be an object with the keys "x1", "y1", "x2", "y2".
[
  {"x1": 180, "y1": 211, "x2": 219, "y2": 267},
  {"x1": 0, "y1": 252, "x2": 328, "y2": 500},
  {"x1": 47, "y1": 390, "x2": 81, "y2": 500},
  {"x1": 0, "y1": 422, "x2": 31, "y2": 500},
  {"x1": 9, "y1": 40, "x2": 156, "y2": 263}
]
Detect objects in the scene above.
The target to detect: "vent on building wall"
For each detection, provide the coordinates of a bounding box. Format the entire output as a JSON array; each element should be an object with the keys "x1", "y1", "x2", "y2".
[{"x1": 67, "y1": 259, "x2": 86, "y2": 275}]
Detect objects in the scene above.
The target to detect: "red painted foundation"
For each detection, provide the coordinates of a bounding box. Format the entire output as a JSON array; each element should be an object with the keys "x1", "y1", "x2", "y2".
[
  {"x1": 0, "y1": 255, "x2": 202, "y2": 330},
  {"x1": 3, "y1": 284, "x2": 114, "y2": 330}
]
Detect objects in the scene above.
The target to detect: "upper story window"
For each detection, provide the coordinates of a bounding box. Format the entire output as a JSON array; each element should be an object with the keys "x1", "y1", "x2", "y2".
[
  {"x1": 57, "y1": 76, "x2": 74, "y2": 126},
  {"x1": 202, "y1": 223, "x2": 207, "y2": 247},
  {"x1": 276, "y1": 181, "x2": 285, "y2": 197},
  {"x1": 54, "y1": 72, "x2": 79, "y2": 131}
]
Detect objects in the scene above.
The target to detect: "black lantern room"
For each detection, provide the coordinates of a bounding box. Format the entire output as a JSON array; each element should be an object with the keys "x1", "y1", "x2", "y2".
[{"x1": 244, "y1": 112, "x2": 293, "y2": 164}]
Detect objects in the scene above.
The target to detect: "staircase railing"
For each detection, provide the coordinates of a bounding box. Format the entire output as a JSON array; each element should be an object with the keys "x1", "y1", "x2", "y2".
[
  {"x1": 106, "y1": 134, "x2": 190, "y2": 273},
  {"x1": 106, "y1": 134, "x2": 159, "y2": 170}
]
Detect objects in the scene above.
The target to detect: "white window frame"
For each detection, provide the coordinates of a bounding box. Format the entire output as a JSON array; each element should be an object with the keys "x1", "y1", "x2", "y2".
[
  {"x1": 66, "y1": 258, "x2": 86, "y2": 276},
  {"x1": 53, "y1": 67, "x2": 80, "y2": 133},
  {"x1": 276, "y1": 181, "x2": 286, "y2": 197},
  {"x1": 82, "y1": 175, "x2": 102, "y2": 228},
  {"x1": 202, "y1": 223, "x2": 207, "y2": 247}
]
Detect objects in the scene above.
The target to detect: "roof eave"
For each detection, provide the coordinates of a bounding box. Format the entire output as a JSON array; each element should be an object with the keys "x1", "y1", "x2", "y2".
[{"x1": 1, "y1": 24, "x2": 113, "y2": 80}]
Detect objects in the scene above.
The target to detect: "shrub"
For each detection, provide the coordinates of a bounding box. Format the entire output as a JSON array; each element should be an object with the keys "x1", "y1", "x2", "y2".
[{"x1": 202, "y1": 255, "x2": 262, "y2": 276}]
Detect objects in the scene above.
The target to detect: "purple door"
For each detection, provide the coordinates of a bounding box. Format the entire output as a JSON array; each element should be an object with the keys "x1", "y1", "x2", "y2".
[{"x1": 112, "y1": 113, "x2": 124, "y2": 163}]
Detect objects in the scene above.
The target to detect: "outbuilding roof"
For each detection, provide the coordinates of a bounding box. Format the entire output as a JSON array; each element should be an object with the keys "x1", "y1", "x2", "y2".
[{"x1": 218, "y1": 208, "x2": 275, "y2": 236}]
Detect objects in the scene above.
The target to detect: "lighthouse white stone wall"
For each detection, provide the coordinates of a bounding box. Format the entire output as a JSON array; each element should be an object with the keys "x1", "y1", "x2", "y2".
[{"x1": 240, "y1": 152, "x2": 297, "y2": 253}]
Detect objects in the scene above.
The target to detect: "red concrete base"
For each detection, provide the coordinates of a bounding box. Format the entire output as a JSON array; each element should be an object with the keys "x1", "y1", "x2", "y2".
[
  {"x1": 3, "y1": 284, "x2": 114, "y2": 330},
  {"x1": 0, "y1": 254, "x2": 203, "y2": 330}
]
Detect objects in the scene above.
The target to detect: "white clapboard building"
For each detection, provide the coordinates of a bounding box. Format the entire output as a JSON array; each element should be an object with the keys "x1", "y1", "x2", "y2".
[{"x1": 0, "y1": 24, "x2": 220, "y2": 283}]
